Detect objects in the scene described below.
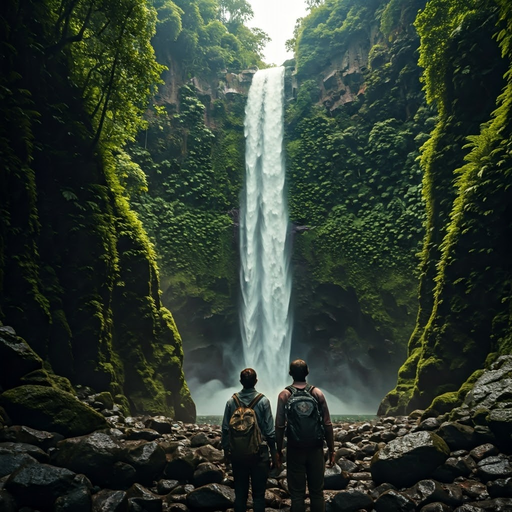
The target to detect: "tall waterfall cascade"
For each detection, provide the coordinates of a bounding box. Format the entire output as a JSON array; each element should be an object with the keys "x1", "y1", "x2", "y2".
[{"x1": 239, "y1": 66, "x2": 292, "y2": 396}]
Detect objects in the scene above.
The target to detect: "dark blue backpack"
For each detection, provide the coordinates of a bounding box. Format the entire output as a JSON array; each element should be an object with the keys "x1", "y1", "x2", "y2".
[{"x1": 285, "y1": 384, "x2": 324, "y2": 448}]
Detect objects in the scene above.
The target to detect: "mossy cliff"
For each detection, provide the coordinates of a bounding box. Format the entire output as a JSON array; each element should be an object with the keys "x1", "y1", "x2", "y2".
[
  {"x1": 0, "y1": 0, "x2": 195, "y2": 421},
  {"x1": 283, "y1": 0, "x2": 429, "y2": 394},
  {"x1": 379, "y1": 0, "x2": 512, "y2": 414}
]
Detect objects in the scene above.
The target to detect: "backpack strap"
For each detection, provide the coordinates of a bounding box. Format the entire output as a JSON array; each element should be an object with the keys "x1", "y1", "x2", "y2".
[
  {"x1": 233, "y1": 393, "x2": 242, "y2": 408},
  {"x1": 248, "y1": 393, "x2": 264, "y2": 409},
  {"x1": 305, "y1": 384, "x2": 315, "y2": 394},
  {"x1": 286, "y1": 385, "x2": 297, "y2": 395}
]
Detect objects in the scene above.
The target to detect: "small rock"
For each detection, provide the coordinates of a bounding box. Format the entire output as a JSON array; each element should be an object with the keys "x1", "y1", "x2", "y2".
[
  {"x1": 374, "y1": 489, "x2": 415, "y2": 512},
  {"x1": 193, "y1": 462, "x2": 224, "y2": 487},
  {"x1": 92, "y1": 489, "x2": 128, "y2": 512},
  {"x1": 331, "y1": 488, "x2": 373, "y2": 512},
  {"x1": 324, "y1": 464, "x2": 350, "y2": 490},
  {"x1": 186, "y1": 483, "x2": 235, "y2": 510}
]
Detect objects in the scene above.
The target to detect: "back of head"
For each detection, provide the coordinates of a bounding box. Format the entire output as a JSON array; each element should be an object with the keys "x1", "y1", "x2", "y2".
[
  {"x1": 289, "y1": 359, "x2": 309, "y2": 381},
  {"x1": 240, "y1": 368, "x2": 257, "y2": 388}
]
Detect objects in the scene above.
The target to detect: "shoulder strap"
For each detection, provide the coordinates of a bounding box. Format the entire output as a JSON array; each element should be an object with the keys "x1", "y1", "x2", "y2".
[
  {"x1": 248, "y1": 393, "x2": 263, "y2": 409},
  {"x1": 305, "y1": 384, "x2": 315, "y2": 394},
  {"x1": 232, "y1": 393, "x2": 242, "y2": 408},
  {"x1": 286, "y1": 385, "x2": 297, "y2": 395}
]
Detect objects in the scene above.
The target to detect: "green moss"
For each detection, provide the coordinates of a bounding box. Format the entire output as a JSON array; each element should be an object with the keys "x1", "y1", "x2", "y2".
[
  {"x1": 114, "y1": 393, "x2": 131, "y2": 417},
  {"x1": 0, "y1": 385, "x2": 108, "y2": 436}
]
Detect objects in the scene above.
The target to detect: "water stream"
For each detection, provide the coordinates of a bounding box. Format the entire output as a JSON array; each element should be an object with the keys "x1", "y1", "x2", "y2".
[{"x1": 239, "y1": 66, "x2": 292, "y2": 397}]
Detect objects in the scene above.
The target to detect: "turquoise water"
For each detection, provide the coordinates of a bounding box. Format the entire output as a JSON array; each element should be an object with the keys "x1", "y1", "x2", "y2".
[{"x1": 196, "y1": 415, "x2": 376, "y2": 425}]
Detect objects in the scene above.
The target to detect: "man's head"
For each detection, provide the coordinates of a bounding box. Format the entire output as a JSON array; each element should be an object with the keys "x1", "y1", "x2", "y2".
[
  {"x1": 289, "y1": 359, "x2": 309, "y2": 381},
  {"x1": 240, "y1": 368, "x2": 257, "y2": 388}
]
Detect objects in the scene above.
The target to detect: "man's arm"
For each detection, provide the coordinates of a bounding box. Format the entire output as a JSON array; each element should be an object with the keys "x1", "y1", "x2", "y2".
[
  {"x1": 314, "y1": 388, "x2": 335, "y2": 466},
  {"x1": 259, "y1": 397, "x2": 278, "y2": 466},
  {"x1": 275, "y1": 390, "x2": 288, "y2": 458}
]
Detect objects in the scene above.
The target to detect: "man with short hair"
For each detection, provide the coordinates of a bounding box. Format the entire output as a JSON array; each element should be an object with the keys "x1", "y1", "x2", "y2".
[
  {"x1": 276, "y1": 359, "x2": 335, "y2": 512},
  {"x1": 222, "y1": 368, "x2": 277, "y2": 512}
]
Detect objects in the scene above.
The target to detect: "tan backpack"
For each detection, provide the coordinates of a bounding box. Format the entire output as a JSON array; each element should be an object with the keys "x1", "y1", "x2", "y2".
[{"x1": 228, "y1": 393, "x2": 263, "y2": 458}]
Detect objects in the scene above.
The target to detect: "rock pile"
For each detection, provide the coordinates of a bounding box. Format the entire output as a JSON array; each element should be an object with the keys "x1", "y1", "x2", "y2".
[
  {"x1": 1, "y1": 357, "x2": 511, "y2": 511},
  {"x1": 0, "y1": 406, "x2": 511, "y2": 511}
]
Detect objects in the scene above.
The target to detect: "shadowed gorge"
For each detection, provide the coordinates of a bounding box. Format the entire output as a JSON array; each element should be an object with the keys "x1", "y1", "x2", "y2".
[{"x1": 1, "y1": 0, "x2": 512, "y2": 472}]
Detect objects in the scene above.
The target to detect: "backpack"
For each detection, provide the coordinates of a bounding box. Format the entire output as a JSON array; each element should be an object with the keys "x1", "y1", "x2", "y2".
[
  {"x1": 285, "y1": 384, "x2": 324, "y2": 447},
  {"x1": 228, "y1": 393, "x2": 264, "y2": 458}
]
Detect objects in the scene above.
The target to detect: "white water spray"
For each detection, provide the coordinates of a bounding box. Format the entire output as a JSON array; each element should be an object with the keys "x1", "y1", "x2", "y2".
[{"x1": 239, "y1": 66, "x2": 292, "y2": 397}]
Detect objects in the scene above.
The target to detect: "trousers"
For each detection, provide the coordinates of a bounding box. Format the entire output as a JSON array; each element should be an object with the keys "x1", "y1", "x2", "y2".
[
  {"x1": 231, "y1": 455, "x2": 269, "y2": 512},
  {"x1": 287, "y1": 446, "x2": 325, "y2": 512}
]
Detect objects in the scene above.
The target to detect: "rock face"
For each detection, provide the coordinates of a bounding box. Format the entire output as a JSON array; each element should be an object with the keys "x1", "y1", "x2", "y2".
[{"x1": 370, "y1": 431, "x2": 450, "y2": 488}]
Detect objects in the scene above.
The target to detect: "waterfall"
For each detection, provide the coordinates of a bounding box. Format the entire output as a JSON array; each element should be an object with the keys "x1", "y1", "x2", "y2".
[{"x1": 239, "y1": 66, "x2": 292, "y2": 396}]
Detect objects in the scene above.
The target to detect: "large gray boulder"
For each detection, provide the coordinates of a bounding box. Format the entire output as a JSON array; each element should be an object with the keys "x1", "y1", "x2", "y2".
[
  {"x1": 331, "y1": 489, "x2": 373, "y2": 512},
  {"x1": 324, "y1": 463, "x2": 350, "y2": 490},
  {"x1": 370, "y1": 431, "x2": 450, "y2": 488}
]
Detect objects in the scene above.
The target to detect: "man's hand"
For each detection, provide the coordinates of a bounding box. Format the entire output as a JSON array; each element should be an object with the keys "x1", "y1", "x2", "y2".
[
  {"x1": 275, "y1": 451, "x2": 283, "y2": 470},
  {"x1": 326, "y1": 450, "x2": 336, "y2": 468},
  {"x1": 223, "y1": 450, "x2": 232, "y2": 465}
]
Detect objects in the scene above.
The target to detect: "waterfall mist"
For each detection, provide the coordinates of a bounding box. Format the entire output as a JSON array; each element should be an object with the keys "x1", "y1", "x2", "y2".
[{"x1": 239, "y1": 66, "x2": 293, "y2": 400}]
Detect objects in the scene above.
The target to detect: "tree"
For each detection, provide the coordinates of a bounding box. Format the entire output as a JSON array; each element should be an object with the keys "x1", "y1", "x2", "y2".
[{"x1": 218, "y1": 0, "x2": 254, "y2": 26}]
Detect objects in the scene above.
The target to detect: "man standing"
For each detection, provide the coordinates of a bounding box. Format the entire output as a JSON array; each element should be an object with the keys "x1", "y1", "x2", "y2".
[
  {"x1": 276, "y1": 359, "x2": 335, "y2": 512},
  {"x1": 222, "y1": 368, "x2": 277, "y2": 512}
]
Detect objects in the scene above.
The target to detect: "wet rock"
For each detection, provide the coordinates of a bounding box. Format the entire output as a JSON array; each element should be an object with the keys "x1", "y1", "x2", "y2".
[
  {"x1": 420, "y1": 503, "x2": 453, "y2": 512},
  {"x1": 470, "y1": 443, "x2": 499, "y2": 462},
  {"x1": 165, "y1": 446, "x2": 200, "y2": 480},
  {"x1": 92, "y1": 489, "x2": 128, "y2": 512},
  {"x1": 186, "y1": 483, "x2": 235, "y2": 510},
  {"x1": 487, "y1": 477, "x2": 512, "y2": 498},
  {"x1": 0, "y1": 451, "x2": 38, "y2": 478},
  {"x1": 264, "y1": 489, "x2": 283, "y2": 508},
  {"x1": 126, "y1": 483, "x2": 163, "y2": 511},
  {"x1": 0, "y1": 385, "x2": 108, "y2": 437},
  {"x1": 404, "y1": 479, "x2": 463, "y2": 508},
  {"x1": 331, "y1": 488, "x2": 373, "y2": 511},
  {"x1": 488, "y1": 409, "x2": 512, "y2": 452},
  {"x1": 374, "y1": 489, "x2": 416, "y2": 512},
  {"x1": 0, "y1": 425, "x2": 63, "y2": 450},
  {"x1": 476, "y1": 455, "x2": 512, "y2": 482},
  {"x1": 54, "y1": 486, "x2": 92, "y2": 512},
  {"x1": 458, "y1": 479, "x2": 489, "y2": 501},
  {"x1": 145, "y1": 416, "x2": 172, "y2": 435},
  {"x1": 370, "y1": 431, "x2": 450, "y2": 488},
  {"x1": 193, "y1": 462, "x2": 224, "y2": 487},
  {"x1": 126, "y1": 429, "x2": 161, "y2": 442},
  {"x1": 190, "y1": 433, "x2": 210, "y2": 447},
  {"x1": 168, "y1": 504, "x2": 190, "y2": 512},
  {"x1": 454, "y1": 497, "x2": 512, "y2": 510},
  {"x1": 0, "y1": 441, "x2": 49, "y2": 463},
  {"x1": 431, "y1": 456, "x2": 473, "y2": 482},
  {"x1": 437, "y1": 422, "x2": 476, "y2": 451},
  {"x1": 156, "y1": 479, "x2": 180, "y2": 494},
  {"x1": 124, "y1": 440, "x2": 166, "y2": 485},
  {"x1": 370, "y1": 482, "x2": 396, "y2": 500},
  {"x1": 194, "y1": 444, "x2": 224, "y2": 463},
  {"x1": 418, "y1": 418, "x2": 442, "y2": 432},
  {"x1": 324, "y1": 463, "x2": 350, "y2": 490},
  {"x1": 336, "y1": 458, "x2": 358, "y2": 473},
  {"x1": 51, "y1": 432, "x2": 135, "y2": 488},
  {"x1": 4, "y1": 462, "x2": 77, "y2": 509}
]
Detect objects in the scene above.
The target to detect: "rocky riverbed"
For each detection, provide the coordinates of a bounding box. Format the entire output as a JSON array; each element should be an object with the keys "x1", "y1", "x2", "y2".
[{"x1": 1, "y1": 356, "x2": 512, "y2": 511}]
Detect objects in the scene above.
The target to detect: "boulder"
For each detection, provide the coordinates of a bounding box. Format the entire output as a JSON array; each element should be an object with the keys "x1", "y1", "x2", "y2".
[
  {"x1": 374, "y1": 489, "x2": 416, "y2": 512},
  {"x1": 126, "y1": 429, "x2": 162, "y2": 442},
  {"x1": 54, "y1": 486, "x2": 92, "y2": 512},
  {"x1": 331, "y1": 489, "x2": 373, "y2": 512},
  {"x1": 145, "y1": 416, "x2": 173, "y2": 435},
  {"x1": 91, "y1": 489, "x2": 128, "y2": 512},
  {"x1": 470, "y1": 443, "x2": 499, "y2": 462},
  {"x1": 124, "y1": 440, "x2": 167, "y2": 485},
  {"x1": 0, "y1": 451, "x2": 38, "y2": 478},
  {"x1": 476, "y1": 455, "x2": 512, "y2": 482},
  {"x1": 437, "y1": 422, "x2": 476, "y2": 451},
  {"x1": 186, "y1": 483, "x2": 235, "y2": 510},
  {"x1": 156, "y1": 479, "x2": 180, "y2": 494},
  {"x1": 431, "y1": 455, "x2": 473, "y2": 482},
  {"x1": 404, "y1": 479, "x2": 463, "y2": 508},
  {"x1": 0, "y1": 441, "x2": 49, "y2": 463},
  {"x1": 126, "y1": 483, "x2": 163, "y2": 511},
  {"x1": 324, "y1": 464, "x2": 350, "y2": 490},
  {"x1": 4, "y1": 462, "x2": 78, "y2": 510},
  {"x1": 487, "y1": 477, "x2": 512, "y2": 498},
  {"x1": 454, "y1": 497, "x2": 512, "y2": 510},
  {"x1": 420, "y1": 503, "x2": 453, "y2": 511},
  {"x1": 0, "y1": 327, "x2": 43, "y2": 389},
  {"x1": 0, "y1": 425, "x2": 63, "y2": 450},
  {"x1": 193, "y1": 462, "x2": 224, "y2": 487},
  {"x1": 194, "y1": 444, "x2": 224, "y2": 463},
  {"x1": 190, "y1": 433, "x2": 210, "y2": 447},
  {"x1": 0, "y1": 385, "x2": 108, "y2": 436},
  {"x1": 370, "y1": 431, "x2": 450, "y2": 488},
  {"x1": 165, "y1": 445, "x2": 200, "y2": 480},
  {"x1": 0, "y1": 490, "x2": 17, "y2": 512},
  {"x1": 51, "y1": 432, "x2": 135, "y2": 488}
]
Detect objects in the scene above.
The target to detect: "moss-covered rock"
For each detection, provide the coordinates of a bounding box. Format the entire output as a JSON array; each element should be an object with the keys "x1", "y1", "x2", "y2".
[{"x1": 0, "y1": 385, "x2": 108, "y2": 437}]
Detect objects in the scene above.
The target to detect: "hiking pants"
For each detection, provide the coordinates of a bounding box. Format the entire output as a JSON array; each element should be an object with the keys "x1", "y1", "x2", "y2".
[
  {"x1": 232, "y1": 456, "x2": 269, "y2": 512},
  {"x1": 287, "y1": 446, "x2": 325, "y2": 512}
]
